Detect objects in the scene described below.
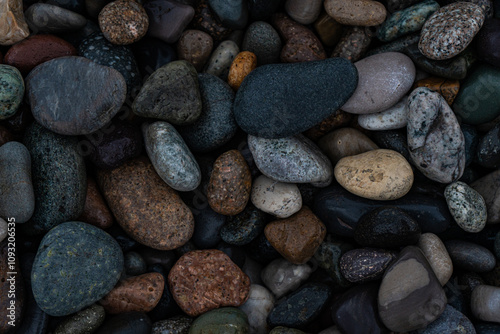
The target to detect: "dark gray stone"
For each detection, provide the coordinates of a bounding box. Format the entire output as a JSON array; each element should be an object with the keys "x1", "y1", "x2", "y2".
[
  {"x1": 53, "y1": 304, "x2": 105, "y2": 334},
  {"x1": 25, "y1": 3, "x2": 87, "y2": 33},
  {"x1": 445, "y1": 240, "x2": 497, "y2": 272},
  {"x1": 208, "y1": 0, "x2": 248, "y2": 29},
  {"x1": 220, "y1": 204, "x2": 267, "y2": 246},
  {"x1": 242, "y1": 21, "x2": 281, "y2": 65},
  {"x1": 152, "y1": 316, "x2": 192, "y2": 334},
  {"x1": 414, "y1": 304, "x2": 475, "y2": 334},
  {"x1": 95, "y1": 312, "x2": 151, "y2": 334}
]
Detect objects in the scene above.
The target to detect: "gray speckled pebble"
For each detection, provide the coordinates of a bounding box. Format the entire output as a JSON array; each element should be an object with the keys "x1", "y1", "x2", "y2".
[
  {"x1": 358, "y1": 96, "x2": 408, "y2": 131},
  {"x1": 143, "y1": 121, "x2": 201, "y2": 192},
  {"x1": 248, "y1": 134, "x2": 333, "y2": 187},
  {"x1": 445, "y1": 181, "x2": 487, "y2": 233},
  {"x1": 242, "y1": 21, "x2": 282, "y2": 65},
  {"x1": 0, "y1": 65, "x2": 24, "y2": 120},
  {"x1": 152, "y1": 315, "x2": 192, "y2": 334},
  {"x1": 415, "y1": 304, "x2": 475, "y2": 334},
  {"x1": 204, "y1": 40, "x2": 240, "y2": 81},
  {"x1": 53, "y1": 304, "x2": 106, "y2": 334},
  {"x1": 25, "y1": 3, "x2": 87, "y2": 33}
]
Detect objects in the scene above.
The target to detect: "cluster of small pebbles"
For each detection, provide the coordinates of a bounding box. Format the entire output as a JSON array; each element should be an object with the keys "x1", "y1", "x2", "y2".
[{"x1": 2, "y1": 0, "x2": 500, "y2": 333}]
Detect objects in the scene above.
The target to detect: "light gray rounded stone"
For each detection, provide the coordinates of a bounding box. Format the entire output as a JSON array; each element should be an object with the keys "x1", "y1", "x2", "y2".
[
  {"x1": 239, "y1": 284, "x2": 275, "y2": 334},
  {"x1": 261, "y1": 258, "x2": 313, "y2": 299},
  {"x1": 417, "y1": 233, "x2": 453, "y2": 286},
  {"x1": 358, "y1": 95, "x2": 409, "y2": 130},
  {"x1": 445, "y1": 181, "x2": 487, "y2": 233},
  {"x1": 204, "y1": 40, "x2": 239, "y2": 81},
  {"x1": 251, "y1": 175, "x2": 302, "y2": 218}
]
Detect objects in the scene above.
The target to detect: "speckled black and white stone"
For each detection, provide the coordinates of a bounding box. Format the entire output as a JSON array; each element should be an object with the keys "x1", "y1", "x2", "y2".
[
  {"x1": 444, "y1": 181, "x2": 487, "y2": 233},
  {"x1": 151, "y1": 316, "x2": 193, "y2": 334},
  {"x1": 248, "y1": 134, "x2": 333, "y2": 187},
  {"x1": 143, "y1": 121, "x2": 201, "y2": 192},
  {"x1": 407, "y1": 87, "x2": 465, "y2": 183},
  {"x1": 358, "y1": 95, "x2": 408, "y2": 131},
  {"x1": 204, "y1": 40, "x2": 239, "y2": 81},
  {"x1": 418, "y1": 2, "x2": 485, "y2": 60}
]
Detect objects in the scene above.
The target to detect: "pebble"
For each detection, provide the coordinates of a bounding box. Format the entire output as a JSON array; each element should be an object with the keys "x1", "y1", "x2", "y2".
[
  {"x1": 324, "y1": 0, "x2": 387, "y2": 26},
  {"x1": 177, "y1": 30, "x2": 213, "y2": 72},
  {"x1": 332, "y1": 26, "x2": 374, "y2": 62},
  {"x1": 143, "y1": 0, "x2": 194, "y2": 44},
  {"x1": 97, "y1": 157, "x2": 194, "y2": 250},
  {"x1": 0, "y1": 219, "x2": 6, "y2": 243},
  {"x1": 53, "y1": 304, "x2": 105, "y2": 334},
  {"x1": 265, "y1": 206, "x2": 326, "y2": 264},
  {"x1": 208, "y1": 0, "x2": 248, "y2": 29},
  {"x1": 236, "y1": 58, "x2": 356, "y2": 139},
  {"x1": 314, "y1": 12, "x2": 344, "y2": 48},
  {"x1": 4, "y1": 34, "x2": 77, "y2": 75},
  {"x1": 31, "y1": 222, "x2": 123, "y2": 316},
  {"x1": 261, "y1": 258, "x2": 313, "y2": 298},
  {"x1": 0, "y1": 0, "x2": 29, "y2": 45},
  {"x1": 407, "y1": 87, "x2": 466, "y2": 183},
  {"x1": 471, "y1": 169, "x2": 500, "y2": 224},
  {"x1": 414, "y1": 304, "x2": 476, "y2": 334},
  {"x1": 168, "y1": 249, "x2": 250, "y2": 316},
  {"x1": 124, "y1": 252, "x2": 147, "y2": 276},
  {"x1": 285, "y1": 0, "x2": 322, "y2": 25},
  {"x1": 339, "y1": 248, "x2": 397, "y2": 283},
  {"x1": 191, "y1": 0, "x2": 233, "y2": 43},
  {"x1": 341, "y1": 52, "x2": 415, "y2": 115},
  {"x1": 191, "y1": 206, "x2": 225, "y2": 248},
  {"x1": 78, "y1": 177, "x2": 114, "y2": 229},
  {"x1": 414, "y1": 76, "x2": 460, "y2": 106},
  {"x1": 220, "y1": 204, "x2": 266, "y2": 246},
  {"x1": 377, "y1": 246, "x2": 447, "y2": 332},
  {"x1": 26, "y1": 56, "x2": 126, "y2": 136},
  {"x1": 228, "y1": 51, "x2": 257, "y2": 91},
  {"x1": 471, "y1": 285, "x2": 500, "y2": 323},
  {"x1": 303, "y1": 109, "x2": 353, "y2": 141},
  {"x1": 418, "y1": 2, "x2": 485, "y2": 60},
  {"x1": 95, "y1": 311, "x2": 152, "y2": 334},
  {"x1": 334, "y1": 149, "x2": 414, "y2": 201},
  {"x1": 152, "y1": 316, "x2": 192, "y2": 334},
  {"x1": 143, "y1": 121, "x2": 201, "y2": 192},
  {"x1": 248, "y1": 134, "x2": 333, "y2": 187},
  {"x1": 204, "y1": 40, "x2": 239, "y2": 80},
  {"x1": 242, "y1": 21, "x2": 281, "y2": 65},
  {"x1": 25, "y1": 3, "x2": 87, "y2": 33},
  {"x1": 251, "y1": 175, "x2": 302, "y2": 219},
  {"x1": 476, "y1": 17, "x2": 500, "y2": 67},
  {"x1": 0, "y1": 66, "x2": 23, "y2": 124},
  {"x1": 132, "y1": 37, "x2": 178, "y2": 77},
  {"x1": 444, "y1": 240, "x2": 496, "y2": 272},
  {"x1": 357, "y1": 96, "x2": 409, "y2": 131},
  {"x1": 445, "y1": 181, "x2": 487, "y2": 233},
  {"x1": 239, "y1": 284, "x2": 275, "y2": 334},
  {"x1": 189, "y1": 307, "x2": 250, "y2": 333},
  {"x1": 98, "y1": 0, "x2": 149, "y2": 45},
  {"x1": 314, "y1": 235, "x2": 354, "y2": 288},
  {"x1": 417, "y1": 233, "x2": 453, "y2": 286},
  {"x1": 133, "y1": 60, "x2": 201, "y2": 125}
]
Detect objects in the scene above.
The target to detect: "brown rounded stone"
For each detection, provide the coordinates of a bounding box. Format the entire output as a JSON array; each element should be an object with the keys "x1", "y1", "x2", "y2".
[
  {"x1": 177, "y1": 29, "x2": 213, "y2": 72},
  {"x1": 228, "y1": 51, "x2": 257, "y2": 91},
  {"x1": 303, "y1": 109, "x2": 353, "y2": 141},
  {"x1": 0, "y1": 0, "x2": 29, "y2": 46},
  {"x1": 78, "y1": 177, "x2": 114, "y2": 229},
  {"x1": 191, "y1": 0, "x2": 233, "y2": 43},
  {"x1": 0, "y1": 239, "x2": 24, "y2": 331},
  {"x1": 264, "y1": 206, "x2": 327, "y2": 264},
  {"x1": 4, "y1": 34, "x2": 77, "y2": 75},
  {"x1": 314, "y1": 11, "x2": 344, "y2": 48},
  {"x1": 332, "y1": 26, "x2": 375, "y2": 62},
  {"x1": 168, "y1": 249, "x2": 251, "y2": 317},
  {"x1": 325, "y1": 0, "x2": 387, "y2": 26},
  {"x1": 96, "y1": 156, "x2": 194, "y2": 250},
  {"x1": 207, "y1": 150, "x2": 252, "y2": 216},
  {"x1": 413, "y1": 76, "x2": 460, "y2": 106},
  {"x1": 98, "y1": 0, "x2": 149, "y2": 45},
  {"x1": 99, "y1": 273, "x2": 164, "y2": 314},
  {"x1": 417, "y1": 233, "x2": 453, "y2": 286}
]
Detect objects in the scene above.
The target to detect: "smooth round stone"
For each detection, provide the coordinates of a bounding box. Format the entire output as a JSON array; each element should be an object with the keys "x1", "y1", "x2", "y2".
[
  {"x1": 228, "y1": 51, "x2": 257, "y2": 91},
  {"x1": 177, "y1": 73, "x2": 237, "y2": 152},
  {"x1": 0, "y1": 142, "x2": 34, "y2": 223},
  {"x1": 144, "y1": 0, "x2": 194, "y2": 44},
  {"x1": 471, "y1": 169, "x2": 500, "y2": 223},
  {"x1": 239, "y1": 284, "x2": 274, "y2": 334},
  {"x1": 191, "y1": 206, "x2": 225, "y2": 248},
  {"x1": 53, "y1": 304, "x2": 105, "y2": 334},
  {"x1": 221, "y1": 204, "x2": 267, "y2": 246},
  {"x1": 133, "y1": 60, "x2": 201, "y2": 125},
  {"x1": 267, "y1": 283, "x2": 332, "y2": 328},
  {"x1": 339, "y1": 248, "x2": 397, "y2": 283},
  {"x1": 444, "y1": 240, "x2": 496, "y2": 272},
  {"x1": 445, "y1": 181, "x2": 487, "y2": 233},
  {"x1": 132, "y1": 38, "x2": 177, "y2": 77},
  {"x1": 124, "y1": 252, "x2": 147, "y2": 276},
  {"x1": 26, "y1": 56, "x2": 126, "y2": 136},
  {"x1": 378, "y1": 246, "x2": 447, "y2": 332},
  {"x1": 414, "y1": 304, "x2": 475, "y2": 334},
  {"x1": 476, "y1": 18, "x2": 500, "y2": 67},
  {"x1": 407, "y1": 87, "x2": 466, "y2": 183},
  {"x1": 358, "y1": 96, "x2": 409, "y2": 131},
  {"x1": 0, "y1": 0, "x2": 29, "y2": 46},
  {"x1": 95, "y1": 312, "x2": 152, "y2": 334},
  {"x1": 417, "y1": 233, "x2": 453, "y2": 286},
  {"x1": 189, "y1": 307, "x2": 249, "y2": 333},
  {"x1": 98, "y1": 0, "x2": 149, "y2": 45},
  {"x1": 418, "y1": 2, "x2": 485, "y2": 60},
  {"x1": 204, "y1": 40, "x2": 239, "y2": 80},
  {"x1": 472, "y1": 285, "x2": 500, "y2": 323},
  {"x1": 332, "y1": 26, "x2": 374, "y2": 62},
  {"x1": 0, "y1": 219, "x2": 6, "y2": 243},
  {"x1": 251, "y1": 175, "x2": 302, "y2": 218},
  {"x1": 234, "y1": 58, "x2": 357, "y2": 139},
  {"x1": 143, "y1": 121, "x2": 201, "y2": 192},
  {"x1": 285, "y1": 0, "x2": 322, "y2": 24},
  {"x1": 242, "y1": 21, "x2": 281, "y2": 65},
  {"x1": 341, "y1": 52, "x2": 415, "y2": 115},
  {"x1": 377, "y1": 0, "x2": 440, "y2": 42},
  {"x1": 324, "y1": 0, "x2": 387, "y2": 26},
  {"x1": 152, "y1": 316, "x2": 192, "y2": 334},
  {"x1": 0, "y1": 65, "x2": 23, "y2": 120},
  {"x1": 32, "y1": 222, "x2": 123, "y2": 316},
  {"x1": 261, "y1": 258, "x2": 313, "y2": 298},
  {"x1": 177, "y1": 29, "x2": 213, "y2": 72},
  {"x1": 79, "y1": 32, "x2": 141, "y2": 94},
  {"x1": 334, "y1": 149, "x2": 414, "y2": 201},
  {"x1": 208, "y1": 0, "x2": 248, "y2": 29},
  {"x1": 25, "y1": 3, "x2": 87, "y2": 33},
  {"x1": 248, "y1": 134, "x2": 333, "y2": 187}
]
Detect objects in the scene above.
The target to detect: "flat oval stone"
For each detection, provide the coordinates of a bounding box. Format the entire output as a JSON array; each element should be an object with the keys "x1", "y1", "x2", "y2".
[
  {"x1": 471, "y1": 169, "x2": 500, "y2": 223},
  {"x1": 239, "y1": 284, "x2": 275, "y2": 334},
  {"x1": 168, "y1": 249, "x2": 250, "y2": 317},
  {"x1": 143, "y1": 121, "x2": 201, "y2": 192},
  {"x1": 151, "y1": 316, "x2": 192, "y2": 334},
  {"x1": 97, "y1": 157, "x2": 194, "y2": 250},
  {"x1": 204, "y1": 40, "x2": 239, "y2": 80},
  {"x1": 95, "y1": 312, "x2": 152, "y2": 334},
  {"x1": 27, "y1": 56, "x2": 126, "y2": 136},
  {"x1": 407, "y1": 87, "x2": 466, "y2": 183},
  {"x1": 143, "y1": 0, "x2": 194, "y2": 44},
  {"x1": 341, "y1": 52, "x2": 415, "y2": 115},
  {"x1": 190, "y1": 307, "x2": 249, "y2": 333},
  {"x1": 220, "y1": 204, "x2": 267, "y2": 246},
  {"x1": 418, "y1": 2, "x2": 485, "y2": 60},
  {"x1": 31, "y1": 222, "x2": 123, "y2": 316},
  {"x1": 251, "y1": 175, "x2": 302, "y2": 219},
  {"x1": 234, "y1": 57, "x2": 357, "y2": 139},
  {"x1": 98, "y1": 0, "x2": 149, "y2": 45},
  {"x1": 334, "y1": 149, "x2": 414, "y2": 201},
  {"x1": 378, "y1": 246, "x2": 447, "y2": 332},
  {"x1": 471, "y1": 285, "x2": 500, "y2": 323},
  {"x1": 324, "y1": 0, "x2": 387, "y2": 26},
  {"x1": 53, "y1": 304, "x2": 105, "y2": 334},
  {"x1": 445, "y1": 181, "x2": 487, "y2": 233},
  {"x1": 0, "y1": 65, "x2": 23, "y2": 120},
  {"x1": 339, "y1": 248, "x2": 397, "y2": 283},
  {"x1": 261, "y1": 258, "x2": 313, "y2": 298},
  {"x1": 415, "y1": 304, "x2": 475, "y2": 334},
  {"x1": 0, "y1": 142, "x2": 34, "y2": 223},
  {"x1": 248, "y1": 134, "x2": 333, "y2": 187},
  {"x1": 242, "y1": 21, "x2": 281, "y2": 65},
  {"x1": 417, "y1": 233, "x2": 453, "y2": 286},
  {"x1": 358, "y1": 96, "x2": 409, "y2": 131},
  {"x1": 285, "y1": 0, "x2": 322, "y2": 24},
  {"x1": 476, "y1": 18, "x2": 500, "y2": 67},
  {"x1": 0, "y1": 0, "x2": 29, "y2": 45},
  {"x1": 25, "y1": 3, "x2": 87, "y2": 33},
  {"x1": 177, "y1": 29, "x2": 213, "y2": 72},
  {"x1": 133, "y1": 60, "x2": 201, "y2": 125},
  {"x1": 444, "y1": 240, "x2": 496, "y2": 272}
]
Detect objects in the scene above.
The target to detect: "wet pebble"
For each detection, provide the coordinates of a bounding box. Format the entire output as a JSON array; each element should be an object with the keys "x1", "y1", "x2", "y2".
[
  {"x1": 53, "y1": 304, "x2": 105, "y2": 334},
  {"x1": 0, "y1": 0, "x2": 29, "y2": 45},
  {"x1": 239, "y1": 284, "x2": 275, "y2": 334},
  {"x1": 414, "y1": 304, "x2": 475, "y2": 334},
  {"x1": 357, "y1": 96, "x2": 408, "y2": 131},
  {"x1": 204, "y1": 40, "x2": 239, "y2": 80},
  {"x1": 417, "y1": 233, "x2": 453, "y2": 285},
  {"x1": 324, "y1": 0, "x2": 387, "y2": 26},
  {"x1": 471, "y1": 285, "x2": 500, "y2": 323},
  {"x1": 177, "y1": 29, "x2": 213, "y2": 71}
]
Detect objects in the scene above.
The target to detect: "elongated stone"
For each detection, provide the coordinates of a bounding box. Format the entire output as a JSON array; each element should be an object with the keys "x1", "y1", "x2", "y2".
[{"x1": 445, "y1": 181, "x2": 487, "y2": 233}]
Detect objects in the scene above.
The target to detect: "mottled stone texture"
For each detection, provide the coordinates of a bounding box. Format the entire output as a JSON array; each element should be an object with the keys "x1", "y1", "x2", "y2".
[
  {"x1": 0, "y1": 0, "x2": 29, "y2": 45},
  {"x1": 324, "y1": 0, "x2": 387, "y2": 26},
  {"x1": 98, "y1": 0, "x2": 149, "y2": 45}
]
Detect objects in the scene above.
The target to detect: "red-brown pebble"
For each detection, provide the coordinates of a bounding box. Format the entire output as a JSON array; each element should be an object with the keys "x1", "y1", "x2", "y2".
[
  {"x1": 228, "y1": 51, "x2": 257, "y2": 91},
  {"x1": 4, "y1": 34, "x2": 77, "y2": 75},
  {"x1": 96, "y1": 156, "x2": 194, "y2": 250},
  {"x1": 99, "y1": 273, "x2": 164, "y2": 314},
  {"x1": 265, "y1": 206, "x2": 327, "y2": 264},
  {"x1": 177, "y1": 29, "x2": 213, "y2": 72},
  {"x1": 77, "y1": 177, "x2": 114, "y2": 229},
  {"x1": 168, "y1": 249, "x2": 251, "y2": 317},
  {"x1": 98, "y1": 0, "x2": 149, "y2": 45},
  {"x1": 207, "y1": 150, "x2": 252, "y2": 216}
]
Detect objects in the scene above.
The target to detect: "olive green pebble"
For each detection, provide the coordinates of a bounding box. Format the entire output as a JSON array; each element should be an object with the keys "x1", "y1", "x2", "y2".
[
  {"x1": 0, "y1": 65, "x2": 24, "y2": 120},
  {"x1": 53, "y1": 304, "x2": 105, "y2": 334},
  {"x1": 189, "y1": 307, "x2": 249, "y2": 334}
]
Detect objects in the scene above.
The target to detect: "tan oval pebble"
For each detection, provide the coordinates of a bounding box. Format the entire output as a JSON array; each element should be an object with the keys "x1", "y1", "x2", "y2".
[
  {"x1": 417, "y1": 233, "x2": 453, "y2": 286},
  {"x1": 98, "y1": 0, "x2": 149, "y2": 45},
  {"x1": 251, "y1": 175, "x2": 302, "y2": 218},
  {"x1": 471, "y1": 285, "x2": 500, "y2": 323},
  {"x1": 318, "y1": 127, "x2": 378, "y2": 165},
  {"x1": 228, "y1": 51, "x2": 257, "y2": 91},
  {"x1": 177, "y1": 29, "x2": 213, "y2": 72},
  {"x1": 324, "y1": 0, "x2": 387, "y2": 26},
  {"x1": 334, "y1": 149, "x2": 414, "y2": 200}
]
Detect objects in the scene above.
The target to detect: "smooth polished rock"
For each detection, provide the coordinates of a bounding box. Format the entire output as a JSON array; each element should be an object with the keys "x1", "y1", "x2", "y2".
[
  {"x1": 177, "y1": 29, "x2": 213, "y2": 72},
  {"x1": 239, "y1": 284, "x2": 275, "y2": 334},
  {"x1": 324, "y1": 0, "x2": 387, "y2": 26},
  {"x1": 471, "y1": 169, "x2": 500, "y2": 223},
  {"x1": 261, "y1": 258, "x2": 313, "y2": 298},
  {"x1": 204, "y1": 40, "x2": 239, "y2": 80},
  {"x1": 208, "y1": 0, "x2": 248, "y2": 29},
  {"x1": 358, "y1": 96, "x2": 409, "y2": 131},
  {"x1": 339, "y1": 248, "x2": 397, "y2": 283},
  {"x1": 417, "y1": 233, "x2": 453, "y2": 286},
  {"x1": 285, "y1": 0, "x2": 322, "y2": 24},
  {"x1": 445, "y1": 181, "x2": 487, "y2": 233},
  {"x1": 0, "y1": 0, "x2": 29, "y2": 45},
  {"x1": 25, "y1": 3, "x2": 87, "y2": 33},
  {"x1": 251, "y1": 175, "x2": 302, "y2": 218},
  {"x1": 242, "y1": 21, "x2": 281, "y2": 65},
  {"x1": 471, "y1": 285, "x2": 500, "y2": 323},
  {"x1": 444, "y1": 240, "x2": 496, "y2": 272},
  {"x1": 414, "y1": 304, "x2": 476, "y2": 334},
  {"x1": 144, "y1": 0, "x2": 194, "y2": 44},
  {"x1": 228, "y1": 51, "x2": 257, "y2": 91},
  {"x1": 332, "y1": 26, "x2": 375, "y2": 62},
  {"x1": 98, "y1": 0, "x2": 149, "y2": 45}
]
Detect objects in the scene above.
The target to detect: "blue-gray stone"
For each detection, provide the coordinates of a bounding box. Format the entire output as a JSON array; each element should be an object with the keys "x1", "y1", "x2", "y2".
[
  {"x1": 445, "y1": 239, "x2": 496, "y2": 272},
  {"x1": 0, "y1": 65, "x2": 24, "y2": 120},
  {"x1": 414, "y1": 305, "x2": 475, "y2": 334},
  {"x1": 31, "y1": 222, "x2": 123, "y2": 316},
  {"x1": 242, "y1": 21, "x2": 281, "y2": 65},
  {"x1": 208, "y1": 0, "x2": 248, "y2": 29}
]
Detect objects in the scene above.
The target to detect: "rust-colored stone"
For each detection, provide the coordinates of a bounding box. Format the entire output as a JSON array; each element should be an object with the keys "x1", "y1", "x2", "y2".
[
  {"x1": 207, "y1": 150, "x2": 252, "y2": 216},
  {"x1": 0, "y1": 0, "x2": 29, "y2": 46},
  {"x1": 177, "y1": 29, "x2": 213, "y2": 72},
  {"x1": 265, "y1": 206, "x2": 327, "y2": 264},
  {"x1": 303, "y1": 109, "x2": 353, "y2": 141},
  {"x1": 413, "y1": 77, "x2": 460, "y2": 105},
  {"x1": 96, "y1": 156, "x2": 194, "y2": 250},
  {"x1": 78, "y1": 177, "x2": 113, "y2": 229},
  {"x1": 0, "y1": 240, "x2": 24, "y2": 331},
  {"x1": 99, "y1": 272, "x2": 164, "y2": 314},
  {"x1": 168, "y1": 249, "x2": 250, "y2": 317},
  {"x1": 228, "y1": 51, "x2": 257, "y2": 91},
  {"x1": 4, "y1": 34, "x2": 77, "y2": 75},
  {"x1": 190, "y1": 0, "x2": 232, "y2": 43},
  {"x1": 98, "y1": 0, "x2": 149, "y2": 45}
]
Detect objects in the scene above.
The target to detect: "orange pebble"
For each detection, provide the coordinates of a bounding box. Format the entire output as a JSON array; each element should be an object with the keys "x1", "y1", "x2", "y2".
[
  {"x1": 413, "y1": 76, "x2": 460, "y2": 106},
  {"x1": 228, "y1": 51, "x2": 257, "y2": 91}
]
